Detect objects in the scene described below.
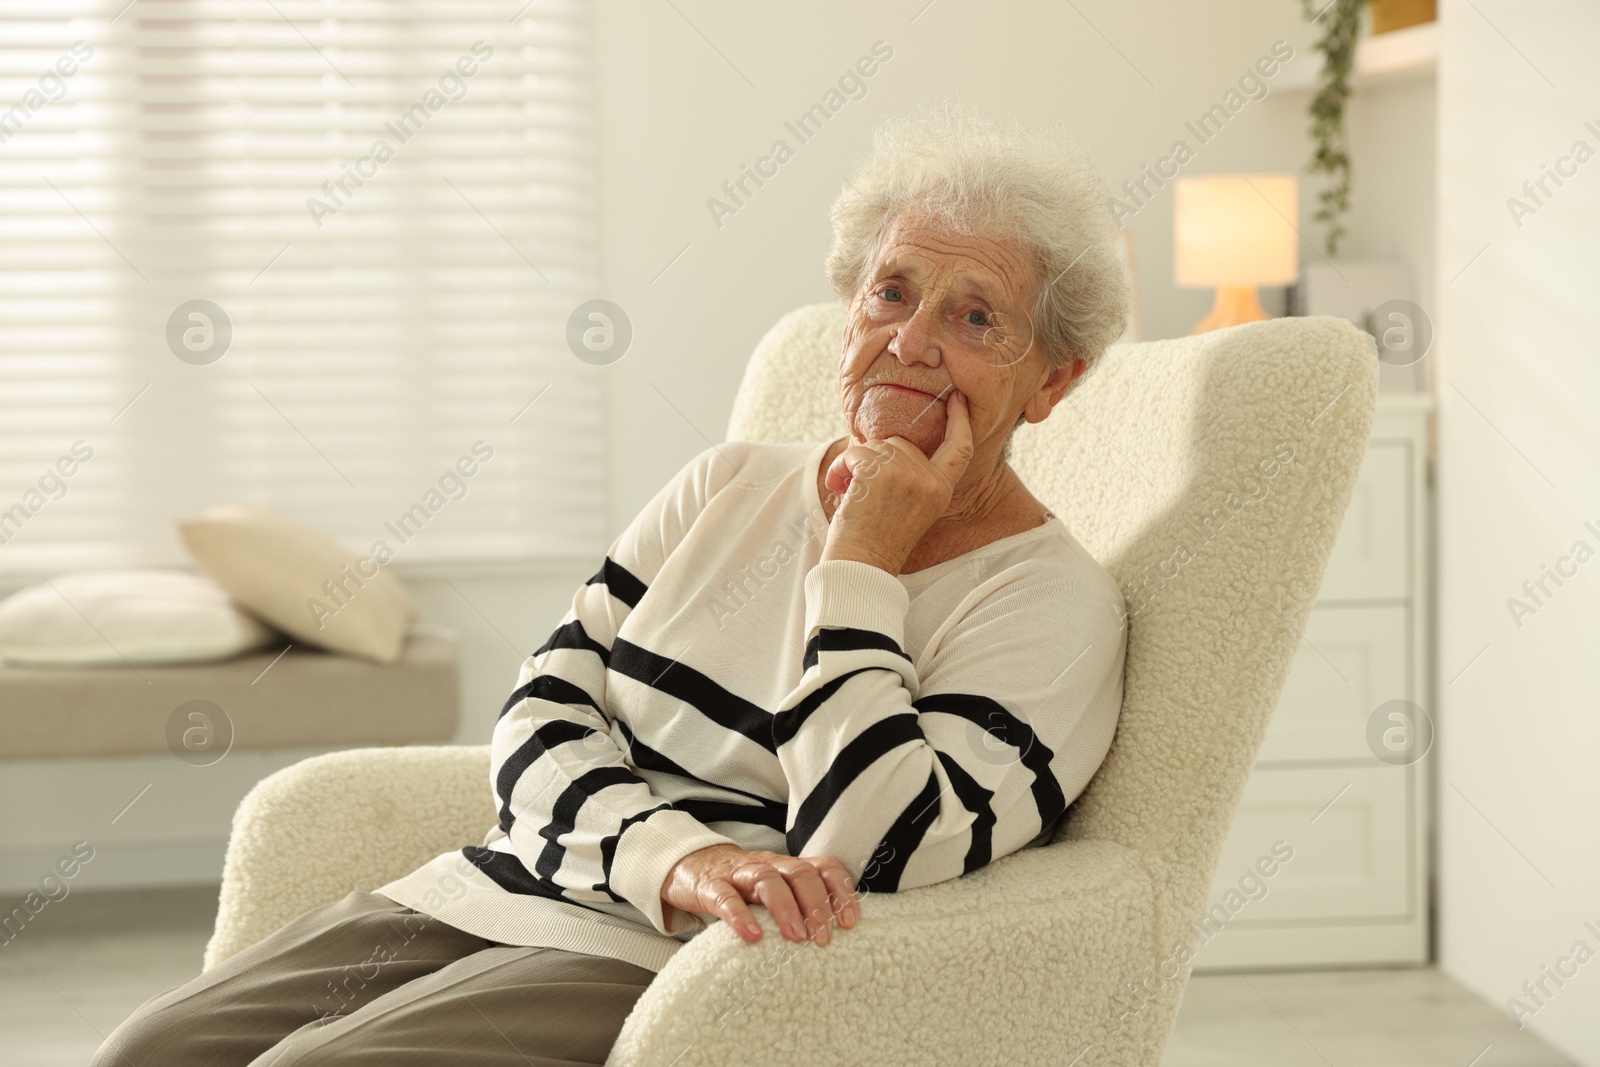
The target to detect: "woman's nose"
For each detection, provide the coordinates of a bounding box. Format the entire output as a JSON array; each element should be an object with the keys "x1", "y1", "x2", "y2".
[{"x1": 890, "y1": 306, "x2": 940, "y2": 365}]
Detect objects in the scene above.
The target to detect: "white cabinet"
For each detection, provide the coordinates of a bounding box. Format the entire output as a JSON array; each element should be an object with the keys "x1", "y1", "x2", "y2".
[
  {"x1": 1193, "y1": 394, "x2": 1433, "y2": 971},
  {"x1": 1260, "y1": 605, "x2": 1409, "y2": 762}
]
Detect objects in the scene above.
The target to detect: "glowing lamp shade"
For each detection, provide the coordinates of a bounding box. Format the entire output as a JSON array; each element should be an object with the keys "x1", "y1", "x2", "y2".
[{"x1": 1174, "y1": 174, "x2": 1298, "y2": 334}]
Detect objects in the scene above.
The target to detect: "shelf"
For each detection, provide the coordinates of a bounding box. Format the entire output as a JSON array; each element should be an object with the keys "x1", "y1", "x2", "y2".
[{"x1": 1280, "y1": 20, "x2": 1438, "y2": 91}]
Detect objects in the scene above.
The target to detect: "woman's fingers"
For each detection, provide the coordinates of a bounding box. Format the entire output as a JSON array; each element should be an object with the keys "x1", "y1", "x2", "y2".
[
  {"x1": 927, "y1": 390, "x2": 973, "y2": 485},
  {"x1": 679, "y1": 848, "x2": 859, "y2": 946},
  {"x1": 822, "y1": 449, "x2": 854, "y2": 496},
  {"x1": 737, "y1": 862, "x2": 810, "y2": 944},
  {"x1": 823, "y1": 442, "x2": 889, "y2": 498},
  {"x1": 702, "y1": 876, "x2": 762, "y2": 942},
  {"x1": 774, "y1": 858, "x2": 836, "y2": 946},
  {"x1": 810, "y1": 858, "x2": 859, "y2": 930}
]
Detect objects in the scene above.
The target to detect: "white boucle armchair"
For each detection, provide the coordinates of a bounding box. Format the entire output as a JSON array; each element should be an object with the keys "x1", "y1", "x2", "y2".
[{"x1": 204, "y1": 304, "x2": 1378, "y2": 1067}]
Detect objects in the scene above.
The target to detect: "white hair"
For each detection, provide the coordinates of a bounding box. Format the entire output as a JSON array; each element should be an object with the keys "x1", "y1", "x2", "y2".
[{"x1": 826, "y1": 101, "x2": 1130, "y2": 379}]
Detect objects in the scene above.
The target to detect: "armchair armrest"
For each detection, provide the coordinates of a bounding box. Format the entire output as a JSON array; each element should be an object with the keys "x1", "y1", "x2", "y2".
[
  {"x1": 204, "y1": 744, "x2": 493, "y2": 971},
  {"x1": 607, "y1": 837, "x2": 1157, "y2": 1067}
]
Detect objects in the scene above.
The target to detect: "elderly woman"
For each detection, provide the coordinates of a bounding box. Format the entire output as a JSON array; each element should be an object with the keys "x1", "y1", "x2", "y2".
[{"x1": 95, "y1": 103, "x2": 1130, "y2": 1067}]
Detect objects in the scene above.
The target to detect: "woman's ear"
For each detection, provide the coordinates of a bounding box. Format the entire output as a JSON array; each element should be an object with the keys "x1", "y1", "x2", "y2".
[{"x1": 1021, "y1": 357, "x2": 1086, "y2": 425}]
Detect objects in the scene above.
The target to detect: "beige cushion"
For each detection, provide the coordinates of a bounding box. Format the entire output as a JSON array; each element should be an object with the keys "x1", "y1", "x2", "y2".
[
  {"x1": 176, "y1": 505, "x2": 417, "y2": 665},
  {"x1": 0, "y1": 569, "x2": 277, "y2": 667}
]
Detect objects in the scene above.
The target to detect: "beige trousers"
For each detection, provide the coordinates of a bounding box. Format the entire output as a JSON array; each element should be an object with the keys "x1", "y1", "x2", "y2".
[{"x1": 92, "y1": 889, "x2": 657, "y2": 1066}]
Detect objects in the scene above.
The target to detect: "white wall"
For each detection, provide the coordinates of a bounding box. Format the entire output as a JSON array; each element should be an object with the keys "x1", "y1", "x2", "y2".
[
  {"x1": 1436, "y1": 0, "x2": 1600, "y2": 1061},
  {"x1": 1342, "y1": 73, "x2": 1438, "y2": 392},
  {"x1": 591, "y1": 0, "x2": 1328, "y2": 528}
]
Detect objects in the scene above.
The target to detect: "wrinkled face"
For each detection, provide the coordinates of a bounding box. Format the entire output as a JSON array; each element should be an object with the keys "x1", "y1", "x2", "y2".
[{"x1": 839, "y1": 212, "x2": 1055, "y2": 460}]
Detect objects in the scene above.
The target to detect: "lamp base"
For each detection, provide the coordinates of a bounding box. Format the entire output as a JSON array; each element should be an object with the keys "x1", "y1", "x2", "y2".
[{"x1": 1191, "y1": 285, "x2": 1270, "y2": 334}]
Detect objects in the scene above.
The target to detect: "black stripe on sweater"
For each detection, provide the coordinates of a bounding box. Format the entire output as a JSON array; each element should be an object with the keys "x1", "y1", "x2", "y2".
[
  {"x1": 770, "y1": 666, "x2": 884, "y2": 748},
  {"x1": 493, "y1": 566, "x2": 637, "y2": 724},
  {"x1": 801, "y1": 626, "x2": 913, "y2": 673},
  {"x1": 494, "y1": 718, "x2": 593, "y2": 833},
  {"x1": 534, "y1": 618, "x2": 610, "y2": 667},
  {"x1": 913, "y1": 691, "x2": 1067, "y2": 842},
  {"x1": 588, "y1": 802, "x2": 675, "y2": 901},
  {"x1": 530, "y1": 766, "x2": 644, "y2": 891},
  {"x1": 586, "y1": 557, "x2": 646, "y2": 609},
  {"x1": 673, "y1": 797, "x2": 787, "y2": 834},
  {"x1": 497, "y1": 674, "x2": 603, "y2": 723},
  {"x1": 461, "y1": 845, "x2": 618, "y2": 913},
  {"x1": 934, "y1": 748, "x2": 997, "y2": 874},
  {"x1": 614, "y1": 718, "x2": 782, "y2": 813},
  {"x1": 609, "y1": 636, "x2": 775, "y2": 752},
  {"x1": 786, "y1": 712, "x2": 922, "y2": 855},
  {"x1": 858, "y1": 769, "x2": 942, "y2": 892}
]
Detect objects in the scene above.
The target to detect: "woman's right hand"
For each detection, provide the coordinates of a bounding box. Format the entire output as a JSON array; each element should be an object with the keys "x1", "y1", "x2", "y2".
[{"x1": 660, "y1": 843, "x2": 858, "y2": 946}]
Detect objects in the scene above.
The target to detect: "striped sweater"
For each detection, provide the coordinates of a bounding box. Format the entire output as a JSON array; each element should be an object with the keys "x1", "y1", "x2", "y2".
[{"x1": 374, "y1": 437, "x2": 1128, "y2": 973}]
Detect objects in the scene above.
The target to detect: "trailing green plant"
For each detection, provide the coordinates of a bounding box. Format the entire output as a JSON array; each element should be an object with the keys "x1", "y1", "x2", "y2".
[{"x1": 1300, "y1": 0, "x2": 1363, "y2": 255}]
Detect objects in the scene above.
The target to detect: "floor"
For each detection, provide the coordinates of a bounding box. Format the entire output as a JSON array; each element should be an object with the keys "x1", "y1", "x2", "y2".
[
  {"x1": 1160, "y1": 968, "x2": 1576, "y2": 1067},
  {"x1": 0, "y1": 887, "x2": 1578, "y2": 1067}
]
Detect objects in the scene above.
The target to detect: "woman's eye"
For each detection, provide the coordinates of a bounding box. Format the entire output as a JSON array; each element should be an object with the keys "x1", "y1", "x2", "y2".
[
  {"x1": 880, "y1": 288, "x2": 903, "y2": 303},
  {"x1": 965, "y1": 310, "x2": 989, "y2": 326}
]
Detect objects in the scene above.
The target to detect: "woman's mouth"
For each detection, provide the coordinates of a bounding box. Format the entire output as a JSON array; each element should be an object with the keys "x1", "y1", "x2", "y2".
[{"x1": 878, "y1": 383, "x2": 938, "y2": 399}]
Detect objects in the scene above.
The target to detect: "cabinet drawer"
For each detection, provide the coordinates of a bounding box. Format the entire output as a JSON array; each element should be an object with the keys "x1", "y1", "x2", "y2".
[
  {"x1": 1259, "y1": 605, "x2": 1410, "y2": 762},
  {"x1": 1319, "y1": 440, "x2": 1411, "y2": 600},
  {"x1": 1203, "y1": 764, "x2": 1414, "y2": 926}
]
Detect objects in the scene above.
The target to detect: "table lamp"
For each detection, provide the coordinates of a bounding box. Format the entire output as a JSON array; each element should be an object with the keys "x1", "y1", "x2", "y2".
[{"x1": 1174, "y1": 174, "x2": 1299, "y2": 334}]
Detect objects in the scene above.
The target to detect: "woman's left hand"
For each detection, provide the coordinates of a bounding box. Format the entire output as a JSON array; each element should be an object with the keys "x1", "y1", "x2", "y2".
[{"x1": 821, "y1": 391, "x2": 974, "y2": 574}]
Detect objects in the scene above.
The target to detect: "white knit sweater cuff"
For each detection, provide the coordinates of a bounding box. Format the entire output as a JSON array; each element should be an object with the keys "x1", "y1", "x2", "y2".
[
  {"x1": 804, "y1": 558, "x2": 910, "y2": 647},
  {"x1": 610, "y1": 807, "x2": 741, "y2": 936}
]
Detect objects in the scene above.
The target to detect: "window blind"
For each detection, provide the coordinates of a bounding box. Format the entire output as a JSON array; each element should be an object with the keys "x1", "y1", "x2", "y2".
[{"x1": 0, "y1": 0, "x2": 605, "y2": 575}]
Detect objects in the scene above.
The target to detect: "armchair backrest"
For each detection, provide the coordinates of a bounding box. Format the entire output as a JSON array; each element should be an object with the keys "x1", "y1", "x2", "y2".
[{"x1": 726, "y1": 302, "x2": 1378, "y2": 952}]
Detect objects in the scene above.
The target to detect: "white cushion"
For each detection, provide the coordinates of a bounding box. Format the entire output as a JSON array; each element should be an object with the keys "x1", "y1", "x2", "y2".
[
  {"x1": 175, "y1": 505, "x2": 417, "y2": 665},
  {"x1": 0, "y1": 570, "x2": 279, "y2": 667}
]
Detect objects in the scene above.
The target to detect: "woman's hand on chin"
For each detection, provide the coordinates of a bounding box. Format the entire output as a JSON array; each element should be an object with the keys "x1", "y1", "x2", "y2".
[{"x1": 821, "y1": 391, "x2": 973, "y2": 574}]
